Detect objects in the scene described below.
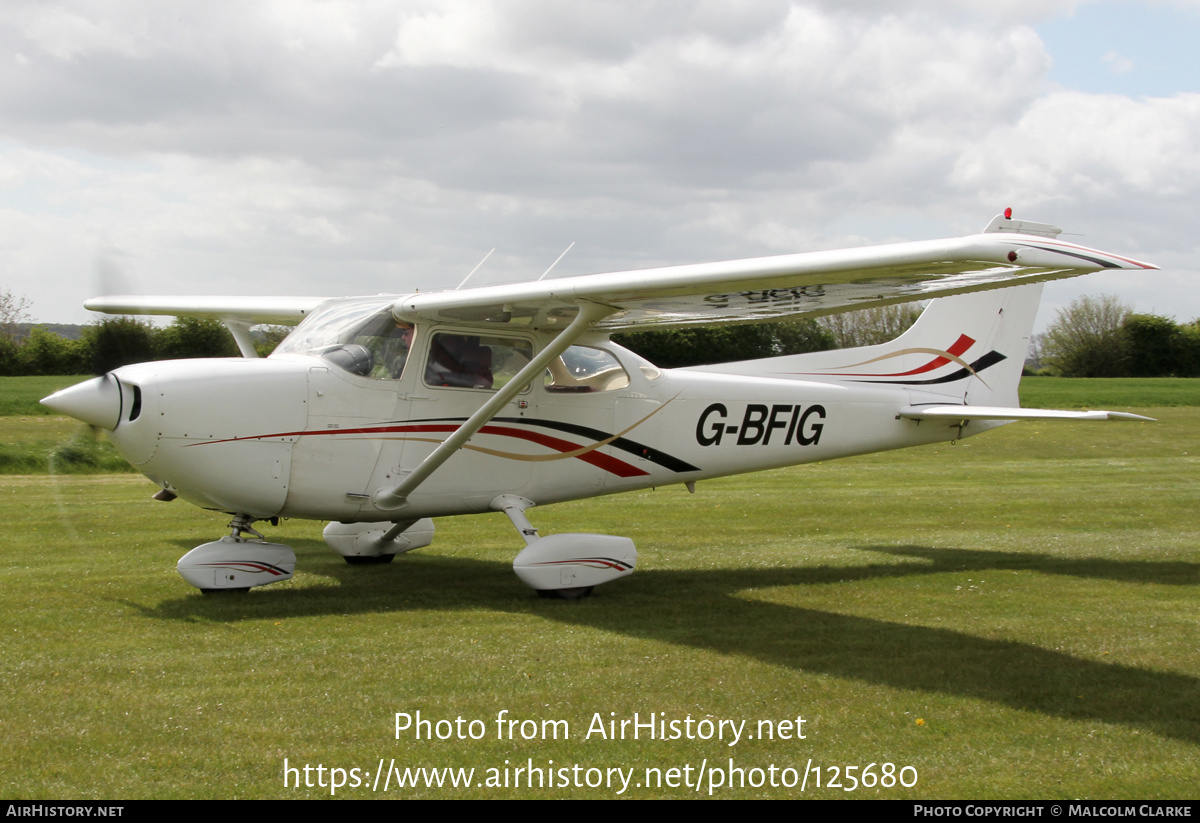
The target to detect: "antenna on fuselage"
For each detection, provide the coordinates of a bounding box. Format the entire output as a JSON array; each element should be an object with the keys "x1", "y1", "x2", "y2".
[
  {"x1": 536, "y1": 241, "x2": 575, "y2": 281},
  {"x1": 455, "y1": 248, "x2": 495, "y2": 290}
]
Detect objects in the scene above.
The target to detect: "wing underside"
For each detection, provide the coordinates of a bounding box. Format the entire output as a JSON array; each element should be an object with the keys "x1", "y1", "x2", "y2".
[
  {"x1": 82, "y1": 222, "x2": 1154, "y2": 333},
  {"x1": 391, "y1": 231, "x2": 1154, "y2": 331}
]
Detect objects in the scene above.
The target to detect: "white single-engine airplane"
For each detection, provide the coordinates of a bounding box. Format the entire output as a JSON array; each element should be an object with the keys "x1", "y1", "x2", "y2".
[{"x1": 43, "y1": 211, "x2": 1156, "y2": 597}]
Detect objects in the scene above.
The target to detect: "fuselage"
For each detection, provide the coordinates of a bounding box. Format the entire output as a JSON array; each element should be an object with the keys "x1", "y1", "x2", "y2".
[
  {"x1": 87, "y1": 321, "x2": 964, "y2": 523},
  {"x1": 40, "y1": 223, "x2": 1153, "y2": 595}
]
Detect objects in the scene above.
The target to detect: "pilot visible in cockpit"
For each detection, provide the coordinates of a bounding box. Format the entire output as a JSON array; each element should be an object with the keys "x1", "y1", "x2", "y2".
[
  {"x1": 425, "y1": 334, "x2": 494, "y2": 389},
  {"x1": 370, "y1": 322, "x2": 414, "y2": 380}
]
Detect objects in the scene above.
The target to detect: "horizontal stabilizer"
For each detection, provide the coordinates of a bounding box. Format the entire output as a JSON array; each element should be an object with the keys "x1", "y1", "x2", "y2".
[{"x1": 899, "y1": 405, "x2": 1155, "y2": 422}]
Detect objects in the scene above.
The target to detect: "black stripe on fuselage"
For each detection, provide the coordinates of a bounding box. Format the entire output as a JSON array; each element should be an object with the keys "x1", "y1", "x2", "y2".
[{"x1": 400, "y1": 415, "x2": 701, "y2": 473}]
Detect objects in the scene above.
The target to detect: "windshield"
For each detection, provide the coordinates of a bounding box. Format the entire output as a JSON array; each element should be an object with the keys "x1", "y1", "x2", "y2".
[{"x1": 273, "y1": 297, "x2": 413, "y2": 379}]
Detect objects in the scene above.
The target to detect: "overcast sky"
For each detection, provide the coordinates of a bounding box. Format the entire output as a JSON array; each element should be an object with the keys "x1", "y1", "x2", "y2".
[{"x1": 2, "y1": 0, "x2": 1198, "y2": 331}]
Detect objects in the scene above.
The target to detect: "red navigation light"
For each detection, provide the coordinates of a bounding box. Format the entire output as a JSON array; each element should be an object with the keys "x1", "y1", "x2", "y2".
[{"x1": 1004, "y1": 207, "x2": 1013, "y2": 220}]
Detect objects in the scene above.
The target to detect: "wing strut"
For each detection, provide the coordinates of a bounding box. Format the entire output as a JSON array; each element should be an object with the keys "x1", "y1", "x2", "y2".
[
  {"x1": 371, "y1": 300, "x2": 618, "y2": 511},
  {"x1": 221, "y1": 319, "x2": 260, "y2": 358}
]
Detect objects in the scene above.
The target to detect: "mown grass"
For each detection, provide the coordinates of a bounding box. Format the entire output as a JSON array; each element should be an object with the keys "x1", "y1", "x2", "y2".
[
  {"x1": 0, "y1": 416, "x2": 133, "y2": 474},
  {"x1": 1019, "y1": 376, "x2": 1200, "y2": 408},
  {"x1": 0, "y1": 375, "x2": 93, "y2": 416},
  {"x1": 2, "y1": 377, "x2": 133, "y2": 473},
  {"x1": 0, "y1": 393, "x2": 1196, "y2": 798}
]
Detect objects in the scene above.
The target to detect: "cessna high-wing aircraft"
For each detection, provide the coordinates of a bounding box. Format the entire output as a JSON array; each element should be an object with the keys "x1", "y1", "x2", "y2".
[{"x1": 42, "y1": 211, "x2": 1155, "y2": 597}]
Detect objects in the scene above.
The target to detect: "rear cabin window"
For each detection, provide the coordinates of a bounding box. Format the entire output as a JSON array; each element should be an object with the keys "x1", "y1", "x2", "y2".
[{"x1": 544, "y1": 346, "x2": 630, "y2": 393}]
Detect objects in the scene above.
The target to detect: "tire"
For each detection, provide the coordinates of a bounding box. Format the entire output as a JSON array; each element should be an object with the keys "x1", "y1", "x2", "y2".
[
  {"x1": 344, "y1": 554, "x2": 395, "y2": 566},
  {"x1": 536, "y1": 586, "x2": 594, "y2": 600}
]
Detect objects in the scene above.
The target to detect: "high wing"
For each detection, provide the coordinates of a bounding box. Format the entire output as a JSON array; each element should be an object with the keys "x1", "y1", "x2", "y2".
[
  {"x1": 391, "y1": 218, "x2": 1155, "y2": 331},
  {"x1": 83, "y1": 295, "x2": 332, "y2": 325},
  {"x1": 83, "y1": 215, "x2": 1154, "y2": 333},
  {"x1": 82, "y1": 295, "x2": 333, "y2": 357}
]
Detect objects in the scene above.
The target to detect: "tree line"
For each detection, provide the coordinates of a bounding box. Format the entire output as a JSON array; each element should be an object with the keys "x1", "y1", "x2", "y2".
[
  {"x1": 0, "y1": 316, "x2": 286, "y2": 376},
  {"x1": 0, "y1": 283, "x2": 923, "y2": 376},
  {"x1": 616, "y1": 295, "x2": 1200, "y2": 378},
  {"x1": 6, "y1": 287, "x2": 1192, "y2": 378},
  {"x1": 611, "y1": 305, "x2": 924, "y2": 368},
  {"x1": 6, "y1": 314, "x2": 840, "y2": 376},
  {"x1": 1033, "y1": 295, "x2": 1200, "y2": 377}
]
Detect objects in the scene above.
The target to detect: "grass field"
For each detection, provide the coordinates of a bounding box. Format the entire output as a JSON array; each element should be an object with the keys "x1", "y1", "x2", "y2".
[
  {"x1": 0, "y1": 375, "x2": 92, "y2": 416},
  {"x1": 0, "y1": 378, "x2": 1197, "y2": 798},
  {"x1": 1, "y1": 376, "x2": 133, "y2": 473},
  {"x1": 1019, "y1": 376, "x2": 1200, "y2": 408}
]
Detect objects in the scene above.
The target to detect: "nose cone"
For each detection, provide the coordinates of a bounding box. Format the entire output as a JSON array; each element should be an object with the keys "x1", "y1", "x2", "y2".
[{"x1": 41, "y1": 375, "x2": 123, "y2": 430}]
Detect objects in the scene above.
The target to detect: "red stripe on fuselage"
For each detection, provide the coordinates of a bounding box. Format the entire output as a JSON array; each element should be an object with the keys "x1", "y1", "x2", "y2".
[{"x1": 187, "y1": 421, "x2": 649, "y2": 477}]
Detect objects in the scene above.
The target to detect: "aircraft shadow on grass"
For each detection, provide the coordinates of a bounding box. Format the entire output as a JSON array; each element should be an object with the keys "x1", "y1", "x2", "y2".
[{"x1": 142, "y1": 541, "x2": 1200, "y2": 746}]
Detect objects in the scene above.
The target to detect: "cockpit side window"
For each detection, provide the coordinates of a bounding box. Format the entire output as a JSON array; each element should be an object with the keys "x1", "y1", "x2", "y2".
[
  {"x1": 349, "y1": 315, "x2": 414, "y2": 380},
  {"x1": 424, "y1": 333, "x2": 533, "y2": 391}
]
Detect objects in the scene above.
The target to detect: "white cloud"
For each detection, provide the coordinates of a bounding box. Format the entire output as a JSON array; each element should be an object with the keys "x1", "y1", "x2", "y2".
[
  {"x1": 0, "y1": 0, "x2": 1195, "y2": 327},
  {"x1": 20, "y1": 5, "x2": 145, "y2": 62},
  {"x1": 952, "y1": 91, "x2": 1200, "y2": 216},
  {"x1": 1102, "y1": 49, "x2": 1135, "y2": 74}
]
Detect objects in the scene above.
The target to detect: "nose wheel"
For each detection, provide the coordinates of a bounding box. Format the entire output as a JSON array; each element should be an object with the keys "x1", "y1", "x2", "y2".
[{"x1": 176, "y1": 514, "x2": 296, "y2": 592}]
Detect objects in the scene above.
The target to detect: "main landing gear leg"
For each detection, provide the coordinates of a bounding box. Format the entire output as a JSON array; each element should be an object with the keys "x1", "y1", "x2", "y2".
[{"x1": 492, "y1": 494, "x2": 637, "y2": 600}]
